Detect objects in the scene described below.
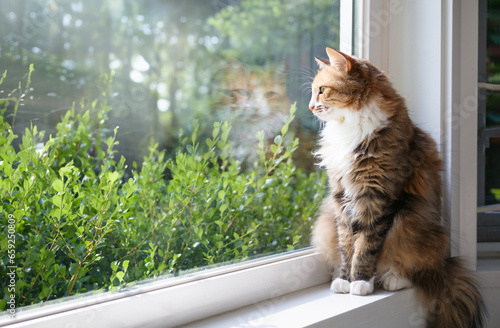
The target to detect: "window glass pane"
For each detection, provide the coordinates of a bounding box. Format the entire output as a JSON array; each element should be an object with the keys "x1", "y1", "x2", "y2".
[
  {"x1": 486, "y1": 137, "x2": 500, "y2": 205},
  {"x1": 486, "y1": 0, "x2": 500, "y2": 83},
  {"x1": 486, "y1": 0, "x2": 500, "y2": 127},
  {"x1": 485, "y1": 90, "x2": 500, "y2": 128},
  {"x1": 0, "y1": 0, "x2": 340, "y2": 309}
]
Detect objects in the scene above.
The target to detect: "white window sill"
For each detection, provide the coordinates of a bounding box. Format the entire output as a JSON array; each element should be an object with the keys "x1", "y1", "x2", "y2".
[
  {"x1": 183, "y1": 285, "x2": 424, "y2": 328},
  {"x1": 185, "y1": 270, "x2": 500, "y2": 328}
]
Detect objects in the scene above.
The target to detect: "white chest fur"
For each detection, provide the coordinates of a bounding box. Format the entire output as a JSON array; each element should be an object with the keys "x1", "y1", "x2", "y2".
[{"x1": 315, "y1": 101, "x2": 388, "y2": 172}]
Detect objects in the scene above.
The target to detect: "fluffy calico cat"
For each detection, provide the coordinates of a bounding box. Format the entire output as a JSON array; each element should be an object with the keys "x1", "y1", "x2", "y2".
[{"x1": 310, "y1": 48, "x2": 486, "y2": 328}]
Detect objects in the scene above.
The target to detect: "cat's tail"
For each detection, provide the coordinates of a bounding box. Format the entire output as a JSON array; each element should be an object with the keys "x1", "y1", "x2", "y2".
[{"x1": 411, "y1": 257, "x2": 487, "y2": 328}]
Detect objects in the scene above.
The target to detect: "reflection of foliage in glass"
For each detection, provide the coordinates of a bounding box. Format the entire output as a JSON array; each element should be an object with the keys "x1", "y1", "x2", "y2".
[
  {"x1": 209, "y1": 0, "x2": 339, "y2": 64},
  {"x1": 0, "y1": 0, "x2": 339, "y2": 171},
  {"x1": 487, "y1": 1, "x2": 500, "y2": 82}
]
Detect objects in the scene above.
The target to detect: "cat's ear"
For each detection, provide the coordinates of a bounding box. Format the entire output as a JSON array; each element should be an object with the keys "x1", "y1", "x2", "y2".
[
  {"x1": 325, "y1": 47, "x2": 353, "y2": 74},
  {"x1": 315, "y1": 57, "x2": 330, "y2": 69}
]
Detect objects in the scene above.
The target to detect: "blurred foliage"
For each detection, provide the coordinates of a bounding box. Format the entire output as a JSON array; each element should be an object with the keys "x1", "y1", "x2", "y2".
[
  {"x1": 209, "y1": 0, "x2": 338, "y2": 64},
  {"x1": 0, "y1": 69, "x2": 327, "y2": 309},
  {"x1": 0, "y1": 0, "x2": 339, "y2": 170}
]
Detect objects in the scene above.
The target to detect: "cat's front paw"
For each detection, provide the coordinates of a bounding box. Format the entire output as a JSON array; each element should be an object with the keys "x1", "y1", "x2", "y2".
[
  {"x1": 382, "y1": 275, "x2": 412, "y2": 291},
  {"x1": 331, "y1": 277, "x2": 350, "y2": 294},
  {"x1": 350, "y1": 278, "x2": 374, "y2": 296}
]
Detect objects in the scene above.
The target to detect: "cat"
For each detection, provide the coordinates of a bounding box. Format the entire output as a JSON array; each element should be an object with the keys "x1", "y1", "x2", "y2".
[{"x1": 309, "y1": 47, "x2": 487, "y2": 328}]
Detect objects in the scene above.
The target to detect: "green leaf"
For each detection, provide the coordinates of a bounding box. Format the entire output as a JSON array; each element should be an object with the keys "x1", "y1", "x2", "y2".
[
  {"x1": 105, "y1": 136, "x2": 115, "y2": 149},
  {"x1": 293, "y1": 235, "x2": 301, "y2": 244},
  {"x1": 281, "y1": 123, "x2": 289, "y2": 136},
  {"x1": 69, "y1": 262, "x2": 79, "y2": 276},
  {"x1": 38, "y1": 285, "x2": 52, "y2": 300},
  {"x1": 218, "y1": 190, "x2": 225, "y2": 201},
  {"x1": 51, "y1": 194, "x2": 63, "y2": 208},
  {"x1": 116, "y1": 271, "x2": 125, "y2": 282},
  {"x1": 244, "y1": 196, "x2": 254, "y2": 206},
  {"x1": 256, "y1": 130, "x2": 265, "y2": 143},
  {"x1": 52, "y1": 179, "x2": 64, "y2": 193},
  {"x1": 289, "y1": 102, "x2": 297, "y2": 116},
  {"x1": 192, "y1": 120, "x2": 199, "y2": 144},
  {"x1": 59, "y1": 162, "x2": 74, "y2": 177},
  {"x1": 212, "y1": 122, "x2": 220, "y2": 139},
  {"x1": 108, "y1": 171, "x2": 119, "y2": 183},
  {"x1": 0, "y1": 69, "x2": 7, "y2": 85},
  {"x1": 220, "y1": 204, "x2": 228, "y2": 215},
  {"x1": 194, "y1": 227, "x2": 204, "y2": 239}
]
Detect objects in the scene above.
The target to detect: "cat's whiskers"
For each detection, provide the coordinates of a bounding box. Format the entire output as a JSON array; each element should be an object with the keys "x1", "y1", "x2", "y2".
[
  {"x1": 298, "y1": 66, "x2": 316, "y2": 87},
  {"x1": 300, "y1": 81, "x2": 313, "y2": 93},
  {"x1": 299, "y1": 65, "x2": 318, "y2": 77}
]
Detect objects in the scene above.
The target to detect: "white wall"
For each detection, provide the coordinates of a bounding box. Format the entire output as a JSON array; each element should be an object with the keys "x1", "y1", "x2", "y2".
[
  {"x1": 483, "y1": 286, "x2": 500, "y2": 328},
  {"x1": 385, "y1": 1, "x2": 443, "y2": 142}
]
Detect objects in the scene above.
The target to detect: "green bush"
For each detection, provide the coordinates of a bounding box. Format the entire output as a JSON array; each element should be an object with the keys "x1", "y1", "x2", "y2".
[{"x1": 0, "y1": 68, "x2": 326, "y2": 309}]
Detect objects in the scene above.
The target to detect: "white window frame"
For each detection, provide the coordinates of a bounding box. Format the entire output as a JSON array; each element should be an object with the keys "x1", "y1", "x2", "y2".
[
  {"x1": 2, "y1": 1, "x2": 499, "y2": 327},
  {"x1": 1, "y1": 250, "x2": 332, "y2": 328}
]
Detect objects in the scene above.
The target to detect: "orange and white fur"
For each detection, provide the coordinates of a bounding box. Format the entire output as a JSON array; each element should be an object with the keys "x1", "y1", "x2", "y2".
[{"x1": 310, "y1": 47, "x2": 486, "y2": 328}]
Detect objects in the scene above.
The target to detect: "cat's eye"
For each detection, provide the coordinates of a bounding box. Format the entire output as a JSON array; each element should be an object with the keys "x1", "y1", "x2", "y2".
[{"x1": 319, "y1": 86, "x2": 326, "y2": 94}]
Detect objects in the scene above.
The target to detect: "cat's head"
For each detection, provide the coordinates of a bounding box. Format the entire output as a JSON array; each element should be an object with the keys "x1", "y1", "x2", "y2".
[{"x1": 309, "y1": 47, "x2": 375, "y2": 122}]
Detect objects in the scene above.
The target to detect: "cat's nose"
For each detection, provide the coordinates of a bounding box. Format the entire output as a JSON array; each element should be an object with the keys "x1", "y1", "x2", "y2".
[{"x1": 309, "y1": 104, "x2": 315, "y2": 111}]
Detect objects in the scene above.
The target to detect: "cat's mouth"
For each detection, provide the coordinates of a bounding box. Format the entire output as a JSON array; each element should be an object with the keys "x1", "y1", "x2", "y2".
[
  {"x1": 311, "y1": 105, "x2": 330, "y2": 118},
  {"x1": 312, "y1": 105, "x2": 348, "y2": 124}
]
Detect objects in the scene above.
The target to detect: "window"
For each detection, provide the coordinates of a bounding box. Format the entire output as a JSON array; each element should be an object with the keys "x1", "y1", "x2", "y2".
[
  {"x1": 3, "y1": 1, "x2": 498, "y2": 327},
  {"x1": 478, "y1": 0, "x2": 500, "y2": 253},
  {"x1": 0, "y1": 0, "x2": 341, "y2": 316}
]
